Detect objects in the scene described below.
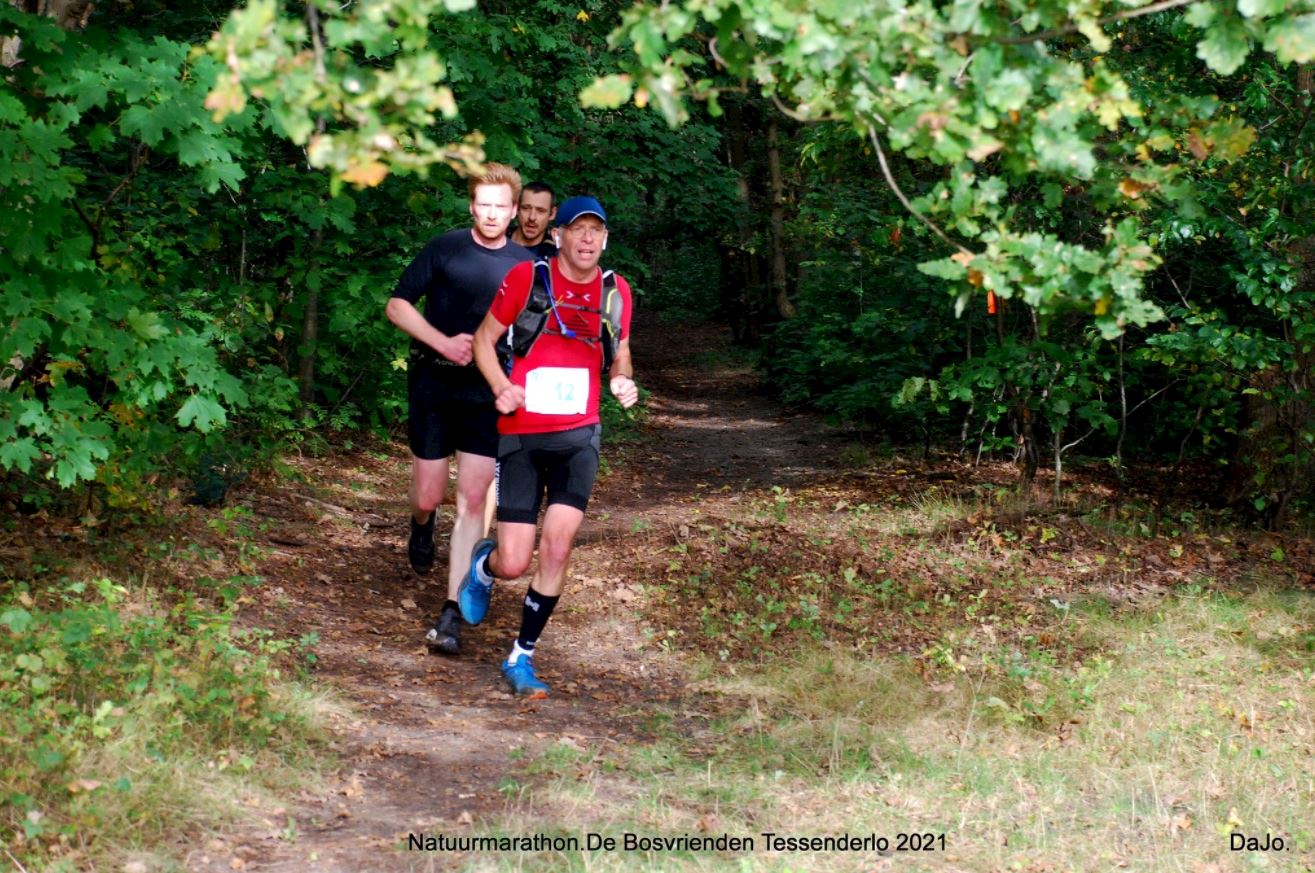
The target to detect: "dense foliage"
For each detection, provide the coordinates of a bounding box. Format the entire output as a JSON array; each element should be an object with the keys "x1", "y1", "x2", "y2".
[
  {"x1": 602, "y1": 0, "x2": 1315, "y2": 524},
  {"x1": 2, "y1": 0, "x2": 1313, "y2": 523},
  {"x1": 0, "y1": 0, "x2": 734, "y2": 511}
]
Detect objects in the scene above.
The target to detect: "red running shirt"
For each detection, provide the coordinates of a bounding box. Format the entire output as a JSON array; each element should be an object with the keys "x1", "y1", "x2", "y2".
[{"x1": 488, "y1": 259, "x2": 633, "y2": 435}]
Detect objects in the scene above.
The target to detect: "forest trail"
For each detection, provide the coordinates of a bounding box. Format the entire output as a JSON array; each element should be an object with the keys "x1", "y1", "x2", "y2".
[{"x1": 188, "y1": 314, "x2": 849, "y2": 872}]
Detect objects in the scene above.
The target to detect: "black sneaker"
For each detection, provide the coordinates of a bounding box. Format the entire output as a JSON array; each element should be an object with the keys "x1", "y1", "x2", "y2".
[
  {"x1": 425, "y1": 607, "x2": 462, "y2": 655},
  {"x1": 408, "y1": 513, "x2": 435, "y2": 575}
]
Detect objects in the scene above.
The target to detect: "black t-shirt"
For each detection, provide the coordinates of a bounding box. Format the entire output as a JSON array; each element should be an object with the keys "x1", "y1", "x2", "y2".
[
  {"x1": 509, "y1": 228, "x2": 557, "y2": 260},
  {"x1": 526, "y1": 239, "x2": 557, "y2": 259},
  {"x1": 393, "y1": 229, "x2": 532, "y2": 400}
]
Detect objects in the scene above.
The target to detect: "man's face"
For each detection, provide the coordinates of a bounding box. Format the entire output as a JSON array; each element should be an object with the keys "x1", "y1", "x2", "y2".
[
  {"x1": 516, "y1": 190, "x2": 555, "y2": 244},
  {"x1": 469, "y1": 183, "x2": 516, "y2": 244},
  {"x1": 556, "y1": 216, "x2": 607, "y2": 276}
]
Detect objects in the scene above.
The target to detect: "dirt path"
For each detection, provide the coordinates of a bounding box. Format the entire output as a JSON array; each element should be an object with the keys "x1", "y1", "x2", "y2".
[{"x1": 187, "y1": 314, "x2": 848, "y2": 872}]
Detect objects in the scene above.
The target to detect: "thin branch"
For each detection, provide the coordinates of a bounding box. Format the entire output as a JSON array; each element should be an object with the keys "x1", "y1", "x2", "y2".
[
  {"x1": 307, "y1": 1, "x2": 327, "y2": 84},
  {"x1": 954, "y1": 52, "x2": 976, "y2": 88},
  {"x1": 71, "y1": 199, "x2": 101, "y2": 255},
  {"x1": 1255, "y1": 77, "x2": 1294, "y2": 115},
  {"x1": 854, "y1": 71, "x2": 892, "y2": 128},
  {"x1": 100, "y1": 144, "x2": 146, "y2": 212},
  {"x1": 1175, "y1": 403, "x2": 1206, "y2": 467},
  {"x1": 995, "y1": 0, "x2": 1199, "y2": 46},
  {"x1": 1058, "y1": 379, "x2": 1179, "y2": 457},
  {"x1": 1165, "y1": 268, "x2": 1191, "y2": 308},
  {"x1": 4, "y1": 848, "x2": 29, "y2": 873},
  {"x1": 1058, "y1": 425, "x2": 1099, "y2": 457},
  {"x1": 768, "y1": 92, "x2": 839, "y2": 124},
  {"x1": 708, "y1": 36, "x2": 727, "y2": 71},
  {"x1": 88, "y1": 142, "x2": 148, "y2": 246},
  {"x1": 1124, "y1": 377, "x2": 1180, "y2": 419},
  {"x1": 868, "y1": 128, "x2": 973, "y2": 256},
  {"x1": 327, "y1": 366, "x2": 368, "y2": 419},
  {"x1": 1115, "y1": 334, "x2": 1128, "y2": 478}
]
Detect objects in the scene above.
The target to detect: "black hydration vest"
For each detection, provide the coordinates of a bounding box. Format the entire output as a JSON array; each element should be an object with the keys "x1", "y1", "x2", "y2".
[{"x1": 501, "y1": 259, "x2": 622, "y2": 372}]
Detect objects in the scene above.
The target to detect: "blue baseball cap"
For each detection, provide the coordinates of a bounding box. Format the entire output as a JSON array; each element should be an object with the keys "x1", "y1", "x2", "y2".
[{"x1": 554, "y1": 195, "x2": 608, "y2": 227}]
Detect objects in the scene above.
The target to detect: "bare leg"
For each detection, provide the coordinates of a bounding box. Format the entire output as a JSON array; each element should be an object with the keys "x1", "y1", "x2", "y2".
[
  {"x1": 528, "y1": 503, "x2": 585, "y2": 598},
  {"x1": 447, "y1": 452, "x2": 496, "y2": 601},
  {"x1": 497, "y1": 505, "x2": 585, "y2": 698},
  {"x1": 487, "y1": 520, "x2": 537, "y2": 580},
  {"x1": 482, "y1": 479, "x2": 497, "y2": 538},
  {"x1": 410, "y1": 456, "x2": 450, "y2": 522}
]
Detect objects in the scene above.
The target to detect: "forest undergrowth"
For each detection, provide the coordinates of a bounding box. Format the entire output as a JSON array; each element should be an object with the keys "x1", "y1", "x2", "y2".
[
  {"x1": 2, "y1": 375, "x2": 1313, "y2": 872},
  {"x1": 490, "y1": 441, "x2": 1315, "y2": 873}
]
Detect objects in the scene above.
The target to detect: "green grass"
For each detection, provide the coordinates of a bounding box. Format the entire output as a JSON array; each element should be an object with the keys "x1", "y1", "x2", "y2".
[
  {"x1": 476, "y1": 587, "x2": 1315, "y2": 872},
  {"x1": 0, "y1": 574, "x2": 340, "y2": 871}
]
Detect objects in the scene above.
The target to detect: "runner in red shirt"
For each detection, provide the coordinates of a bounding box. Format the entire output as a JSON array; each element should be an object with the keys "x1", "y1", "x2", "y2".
[{"x1": 463, "y1": 196, "x2": 638, "y2": 698}]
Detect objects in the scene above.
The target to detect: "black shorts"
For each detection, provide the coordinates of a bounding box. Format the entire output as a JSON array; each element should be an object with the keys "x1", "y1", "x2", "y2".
[
  {"x1": 408, "y1": 364, "x2": 499, "y2": 460},
  {"x1": 495, "y1": 425, "x2": 601, "y2": 524}
]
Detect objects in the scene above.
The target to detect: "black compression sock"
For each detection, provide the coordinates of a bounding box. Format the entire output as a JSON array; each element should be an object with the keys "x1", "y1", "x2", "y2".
[{"x1": 515, "y1": 587, "x2": 560, "y2": 651}]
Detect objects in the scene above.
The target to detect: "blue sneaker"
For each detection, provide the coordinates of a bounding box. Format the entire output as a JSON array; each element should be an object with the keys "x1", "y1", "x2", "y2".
[
  {"x1": 458, "y1": 538, "x2": 496, "y2": 625},
  {"x1": 501, "y1": 656, "x2": 549, "y2": 699}
]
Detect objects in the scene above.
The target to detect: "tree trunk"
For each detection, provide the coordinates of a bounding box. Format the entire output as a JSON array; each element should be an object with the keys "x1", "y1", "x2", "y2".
[
  {"x1": 299, "y1": 228, "x2": 325, "y2": 418},
  {"x1": 298, "y1": 284, "x2": 319, "y2": 415},
  {"x1": 767, "y1": 121, "x2": 796, "y2": 320},
  {"x1": 3, "y1": 0, "x2": 96, "y2": 66},
  {"x1": 722, "y1": 98, "x2": 757, "y2": 343}
]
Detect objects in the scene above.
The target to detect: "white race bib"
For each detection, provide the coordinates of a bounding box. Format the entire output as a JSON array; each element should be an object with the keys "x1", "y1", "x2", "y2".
[{"x1": 524, "y1": 367, "x2": 589, "y2": 415}]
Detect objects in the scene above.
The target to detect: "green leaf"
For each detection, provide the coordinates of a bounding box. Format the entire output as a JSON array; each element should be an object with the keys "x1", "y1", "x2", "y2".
[
  {"x1": 1263, "y1": 13, "x2": 1315, "y2": 64},
  {"x1": 120, "y1": 104, "x2": 168, "y2": 146},
  {"x1": 1208, "y1": 117, "x2": 1257, "y2": 161},
  {"x1": 1032, "y1": 127, "x2": 1096, "y2": 178},
  {"x1": 982, "y1": 69, "x2": 1032, "y2": 112},
  {"x1": 0, "y1": 607, "x2": 34, "y2": 634},
  {"x1": 1184, "y1": 3, "x2": 1218, "y2": 28},
  {"x1": 1196, "y1": 22, "x2": 1252, "y2": 75},
  {"x1": 176, "y1": 395, "x2": 227, "y2": 432},
  {"x1": 1076, "y1": 16, "x2": 1112, "y2": 53},
  {"x1": 1239, "y1": 0, "x2": 1288, "y2": 19},
  {"x1": 1042, "y1": 183, "x2": 1063, "y2": 209},
  {"x1": 126, "y1": 308, "x2": 167, "y2": 340},
  {"x1": 87, "y1": 123, "x2": 116, "y2": 151},
  {"x1": 580, "y1": 74, "x2": 635, "y2": 109},
  {"x1": 199, "y1": 161, "x2": 246, "y2": 193},
  {"x1": 918, "y1": 257, "x2": 968, "y2": 280},
  {"x1": 176, "y1": 129, "x2": 227, "y2": 166},
  {"x1": 0, "y1": 437, "x2": 41, "y2": 474}
]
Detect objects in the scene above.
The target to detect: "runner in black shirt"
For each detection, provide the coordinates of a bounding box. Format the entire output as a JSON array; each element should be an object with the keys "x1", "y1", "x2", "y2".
[{"x1": 385, "y1": 163, "x2": 533, "y2": 656}]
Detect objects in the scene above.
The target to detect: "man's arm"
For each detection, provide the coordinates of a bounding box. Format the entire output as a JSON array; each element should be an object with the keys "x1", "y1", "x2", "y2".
[
  {"x1": 608, "y1": 339, "x2": 638, "y2": 409},
  {"x1": 473, "y1": 311, "x2": 524, "y2": 414},
  {"x1": 386, "y1": 297, "x2": 473, "y2": 365}
]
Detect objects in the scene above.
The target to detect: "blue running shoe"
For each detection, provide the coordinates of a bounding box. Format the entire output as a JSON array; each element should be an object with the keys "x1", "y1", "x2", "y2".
[
  {"x1": 501, "y1": 656, "x2": 549, "y2": 699},
  {"x1": 458, "y1": 538, "x2": 496, "y2": 625}
]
